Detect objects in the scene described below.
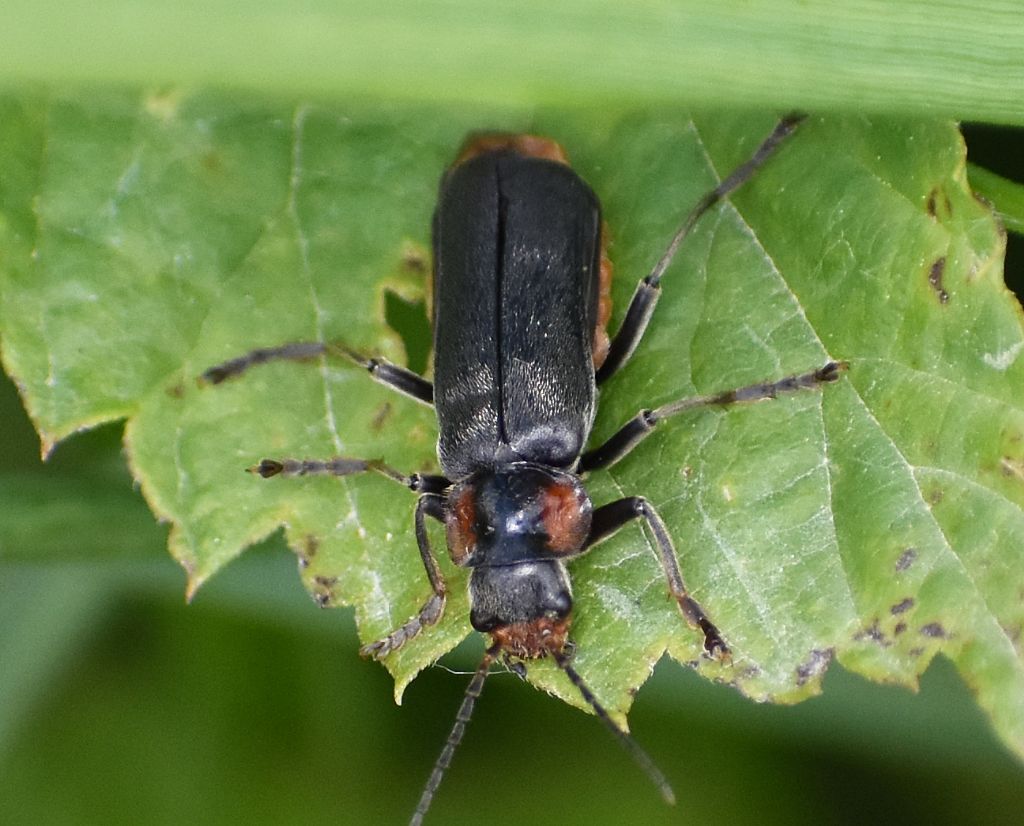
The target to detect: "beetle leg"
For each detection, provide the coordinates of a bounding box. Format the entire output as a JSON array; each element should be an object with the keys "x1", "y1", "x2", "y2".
[
  {"x1": 580, "y1": 361, "x2": 843, "y2": 474},
  {"x1": 201, "y1": 340, "x2": 434, "y2": 407},
  {"x1": 248, "y1": 456, "x2": 449, "y2": 495},
  {"x1": 360, "y1": 493, "x2": 449, "y2": 660},
  {"x1": 248, "y1": 457, "x2": 450, "y2": 657},
  {"x1": 586, "y1": 496, "x2": 728, "y2": 660},
  {"x1": 596, "y1": 114, "x2": 805, "y2": 385},
  {"x1": 594, "y1": 275, "x2": 661, "y2": 385}
]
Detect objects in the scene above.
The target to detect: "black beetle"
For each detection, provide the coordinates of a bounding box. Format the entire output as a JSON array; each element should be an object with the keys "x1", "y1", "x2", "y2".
[{"x1": 203, "y1": 116, "x2": 843, "y2": 823}]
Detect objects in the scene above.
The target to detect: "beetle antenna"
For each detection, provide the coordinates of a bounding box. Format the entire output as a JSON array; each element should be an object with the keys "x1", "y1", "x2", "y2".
[
  {"x1": 552, "y1": 649, "x2": 676, "y2": 806},
  {"x1": 648, "y1": 112, "x2": 806, "y2": 286},
  {"x1": 410, "y1": 643, "x2": 501, "y2": 826}
]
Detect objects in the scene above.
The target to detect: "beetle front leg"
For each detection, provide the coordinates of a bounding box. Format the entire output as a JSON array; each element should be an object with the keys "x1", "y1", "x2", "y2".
[
  {"x1": 586, "y1": 496, "x2": 729, "y2": 660},
  {"x1": 359, "y1": 493, "x2": 449, "y2": 660},
  {"x1": 249, "y1": 457, "x2": 450, "y2": 658},
  {"x1": 249, "y1": 456, "x2": 449, "y2": 495}
]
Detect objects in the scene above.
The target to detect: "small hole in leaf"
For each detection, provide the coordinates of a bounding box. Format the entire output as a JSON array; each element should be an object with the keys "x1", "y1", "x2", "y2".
[{"x1": 384, "y1": 290, "x2": 431, "y2": 376}]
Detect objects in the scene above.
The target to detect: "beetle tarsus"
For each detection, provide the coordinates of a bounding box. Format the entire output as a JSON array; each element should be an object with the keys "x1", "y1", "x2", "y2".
[
  {"x1": 359, "y1": 593, "x2": 446, "y2": 660},
  {"x1": 200, "y1": 340, "x2": 434, "y2": 405},
  {"x1": 200, "y1": 342, "x2": 329, "y2": 384},
  {"x1": 698, "y1": 618, "x2": 731, "y2": 662},
  {"x1": 248, "y1": 459, "x2": 285, "y2": 478}
]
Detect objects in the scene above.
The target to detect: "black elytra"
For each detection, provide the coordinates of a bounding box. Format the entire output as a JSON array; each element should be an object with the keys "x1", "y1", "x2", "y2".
[
  {"x1": 433, "y1": 145, "x2": 601, "y2": 476},
  {"x1": 202, "y1": 118, "x2": 844, "y2": 825}
]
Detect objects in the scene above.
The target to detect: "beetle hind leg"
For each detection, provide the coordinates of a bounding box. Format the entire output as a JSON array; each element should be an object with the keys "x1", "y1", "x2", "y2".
[{"x1": 586, "y1": 495, "x2": 730, "y2": 660}]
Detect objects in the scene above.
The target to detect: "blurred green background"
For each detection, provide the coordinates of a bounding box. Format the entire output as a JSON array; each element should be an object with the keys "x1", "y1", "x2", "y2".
[{"x1": 2, "y1": 119, "x2": 1024, "y2": 824}]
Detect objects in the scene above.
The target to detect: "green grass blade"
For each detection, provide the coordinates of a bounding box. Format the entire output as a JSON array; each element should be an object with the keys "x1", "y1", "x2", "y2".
[{"x1": 1, "y1": 1, "x2": 1023, "y2": 123}]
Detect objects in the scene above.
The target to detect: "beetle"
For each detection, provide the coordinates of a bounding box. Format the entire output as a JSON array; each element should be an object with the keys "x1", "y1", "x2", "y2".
[{"x1": 203, "y1": 115, "x2": 843, "y2": 824}]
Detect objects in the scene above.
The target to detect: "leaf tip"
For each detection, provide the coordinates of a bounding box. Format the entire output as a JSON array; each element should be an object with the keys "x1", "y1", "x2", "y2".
[
  {"x1": 39, "y1": 436, "x2": 57, "y2": 461},
  {"x1": 181, "y1": 559, "x2": 206, "y2": 603}
]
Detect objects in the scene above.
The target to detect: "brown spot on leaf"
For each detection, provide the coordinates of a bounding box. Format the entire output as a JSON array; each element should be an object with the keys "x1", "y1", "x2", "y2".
[
  {"x1": 312, "y1": 575, "x2": 339, "y2": 608},
  {"x1": 920, "y1": 622, "x2": 948, "y2": 638},
  {"x1": 894, "y1": 622, "x2": 907, "y2": 635},
  {"x1": 296, "y1": 534, "x2": 319, "y2": 569},
  {"x1": 1000, "y1": 456, "x2": 1024, "y2": 483},
  {"x1": 371, "y1": 402, "x2": 393, "y2": 431},
  {"x1": 890, "y1": 597, "x2": 915, "y2": 615},
  {"x1": 926, "y1": 186, "x2": 953, "y2": 220},
  {"x1": 854, "y1": 620, "x2": 891, "y2": 647},
  {"x1": 895, "y1": 548, "x2": 918, "y2": 572},
  {"x1": 927, "y1": 487, "x2": 944, "y2": 506},
  {"x1": 927, "y1": 257, "x2": 949, "y2": 304},
  {"x1": 909, "y1": 647, "x2": 925, "y2": 657},
  {"x1": 795, "y1": 648, "x2": 834, "y2": 686},
  {"x1": 402, "y1": 248, "x2": 429, "y2": 274},
  {"x1": 166, "y1": 382, "x2": 185, "y2": 398}
]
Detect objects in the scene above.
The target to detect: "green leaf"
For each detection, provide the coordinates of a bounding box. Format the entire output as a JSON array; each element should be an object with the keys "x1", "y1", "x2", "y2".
[{"x1": 2, "y1": 92, "x2": 1023, "y2": 760}]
